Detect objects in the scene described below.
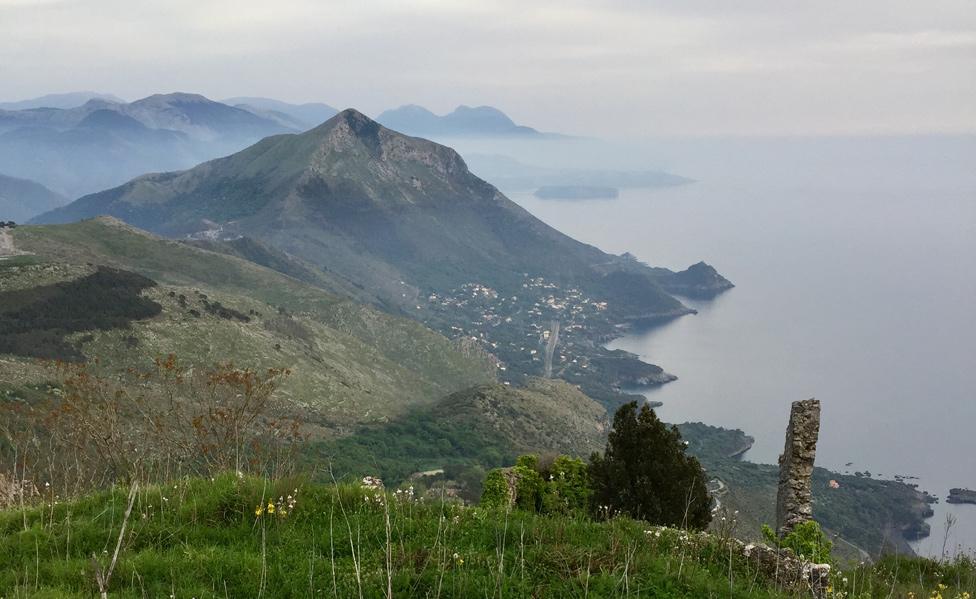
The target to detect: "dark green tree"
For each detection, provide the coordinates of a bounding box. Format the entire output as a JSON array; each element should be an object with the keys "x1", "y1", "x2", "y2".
[{"x1": 588, "y1": 401, "x2": 712, "y2": 529}]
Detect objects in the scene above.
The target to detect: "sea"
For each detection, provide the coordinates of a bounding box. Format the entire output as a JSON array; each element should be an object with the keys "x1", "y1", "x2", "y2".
[{"x1": 495, "y1": 135, "x2": 976, "y2": 558}]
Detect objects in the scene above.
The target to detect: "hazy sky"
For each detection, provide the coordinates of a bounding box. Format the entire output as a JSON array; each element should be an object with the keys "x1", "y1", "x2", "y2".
[{"x1": 2, "y1": 0, "x2": 974, "y2": 137}]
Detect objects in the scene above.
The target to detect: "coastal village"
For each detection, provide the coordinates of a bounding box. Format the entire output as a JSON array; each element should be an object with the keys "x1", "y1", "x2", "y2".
[{"x1": 421, "y1": 273, "x2": 665, "y2": 404}]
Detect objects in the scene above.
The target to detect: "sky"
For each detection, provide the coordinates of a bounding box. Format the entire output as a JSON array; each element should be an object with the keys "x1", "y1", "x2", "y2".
[{"x1": 1, "y1": 0, "x2": 974, "y2": 137}]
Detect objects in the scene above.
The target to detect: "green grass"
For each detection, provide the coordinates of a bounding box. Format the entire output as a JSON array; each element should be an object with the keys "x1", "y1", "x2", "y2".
[{"x1": 1, "y1": 474, "x2": 973, "y2": 598}]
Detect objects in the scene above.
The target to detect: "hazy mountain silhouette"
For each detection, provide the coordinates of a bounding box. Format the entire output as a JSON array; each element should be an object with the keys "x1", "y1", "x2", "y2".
[
  {"x1": 224, "y1": 96, "x2": 339, "y2": 130},
  {"x1": 0, "y1": 91, "x2": 125, "y2": 111},
  {"x1": 0, "y1": 93, "x2": 294, "y2": 197},
  {"x1": 0, "y1": 173, "x2": 67, "y2": 222},
  {"x1": 377, "y1": 104, "x2": 548, "y2": 137}
]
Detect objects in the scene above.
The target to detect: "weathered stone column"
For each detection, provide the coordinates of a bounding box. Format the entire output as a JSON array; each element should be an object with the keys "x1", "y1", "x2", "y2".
[{"x1": 776, "y1": 398, "x2": 821, "y2": 537}]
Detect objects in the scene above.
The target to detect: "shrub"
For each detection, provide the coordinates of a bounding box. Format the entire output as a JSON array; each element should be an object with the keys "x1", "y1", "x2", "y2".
[
  {"x1": 761, "y1": 521, "x2": 833, "y2": 564},
  {"x1": 479, "y1": 454, "x2": 591, "y2": 515},
  {"x1": 540, "y1": 455, "x2": 590, "y2": 514},
  {"x1": 588, "y1": 401, "x2": 711, "y2": 529},
  {"x1": 0, "y1": 356, "x2": 297, "y2": 498},
  {"x1": 479, "y1": 468, "x2": 511, "y2": 509},
  {"x1": 513, "y1": 455, "x2": 544, "y2": 512}
]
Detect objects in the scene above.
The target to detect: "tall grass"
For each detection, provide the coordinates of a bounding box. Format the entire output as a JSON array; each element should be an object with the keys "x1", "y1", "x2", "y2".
[{"x1": 1, "y1": 473, "x2": 973, "y2": 598}]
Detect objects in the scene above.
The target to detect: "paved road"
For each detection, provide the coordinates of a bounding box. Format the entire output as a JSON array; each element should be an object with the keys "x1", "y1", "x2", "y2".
[
  {"x1": 543, "y1": 320, "x2": 560, "y2": 378},
  {"x1": 709, "y1": 478, "x2": 728, "y2": 512},
  {"x1": 0, "y1": 228, "x2": 18, "y2": 258}
]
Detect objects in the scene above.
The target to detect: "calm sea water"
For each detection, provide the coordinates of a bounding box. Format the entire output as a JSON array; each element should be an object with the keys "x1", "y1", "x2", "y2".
[{"x1": 502, "y1": 138, "x2": 976, "y2": 557}]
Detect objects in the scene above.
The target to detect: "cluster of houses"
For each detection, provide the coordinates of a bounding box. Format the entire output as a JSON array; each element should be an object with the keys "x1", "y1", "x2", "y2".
[{"x1": 426, "y1": 274, "x2": 608, "y2": 379}]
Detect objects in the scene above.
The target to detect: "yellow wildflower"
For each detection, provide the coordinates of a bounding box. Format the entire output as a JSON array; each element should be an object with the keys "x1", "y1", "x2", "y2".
[
  {"x1": 267, "y1": 502, "x2": 275, "y2": 514},
  {"x1": 255, "y1": 505, "x2": 264, "y2": 516}
]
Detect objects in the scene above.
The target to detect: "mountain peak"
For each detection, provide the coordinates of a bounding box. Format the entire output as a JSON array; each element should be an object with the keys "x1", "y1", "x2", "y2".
[
  {"x1": 307, "y1": 108, "x2": 385, "y2": 150},
  {"x1": 333, "y1": 107, "x2": 373, "y2": 125}
]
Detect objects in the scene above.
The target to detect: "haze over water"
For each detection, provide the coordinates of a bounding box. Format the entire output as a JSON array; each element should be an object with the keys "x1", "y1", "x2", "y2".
[{"x1": 492, "y1": 135, "x2": 976, "y2": 558}]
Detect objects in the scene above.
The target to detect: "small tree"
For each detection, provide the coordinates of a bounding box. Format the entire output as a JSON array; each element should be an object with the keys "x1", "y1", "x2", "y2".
[
  {"x1": 513, "y1": 455, "x2": 544, "y2": 512},
  {"x1": 588, "y1": 401, "x2": 712, "y2": 529}
]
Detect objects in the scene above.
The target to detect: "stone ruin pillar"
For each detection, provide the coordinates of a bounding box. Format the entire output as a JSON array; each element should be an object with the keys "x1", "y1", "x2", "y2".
[{"x1": 776, "y1": 398, "x2": 821, "y2": 538}]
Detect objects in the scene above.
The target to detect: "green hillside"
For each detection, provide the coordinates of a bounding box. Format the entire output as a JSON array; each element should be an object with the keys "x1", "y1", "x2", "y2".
[
  {"x1": 318, "y1": 378, "x2": 609, "y2": 496},
  {"x1": 2, "y1": 218, "x2": 495, "y2": 428}
]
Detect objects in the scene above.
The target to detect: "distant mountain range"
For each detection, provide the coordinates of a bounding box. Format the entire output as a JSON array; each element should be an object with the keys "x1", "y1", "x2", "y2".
[
  {"x1": 34, "y1": 108, "x2": 730, "y2": 403},
  {"x1": 0, "y1": 173, "x2": 67, "y2": 222},
  {"x1": 0, "y1": 93, "x2": 296, "y2": 200},
  {"x1": 377, "y1": 104, "x2": 551, "y2": 138},
  {"x1": 222, "y1": 97, "x2": 339, "y2": 130},
  {"x1": 0, "y1": 92, "x2": 286, "y2": 140},
  {"x1": 0, "y1": 91, "x2": 125, "y2": 111},
  {"x1": 0, "y1": 93, "x2": 560, "y2": 204}
]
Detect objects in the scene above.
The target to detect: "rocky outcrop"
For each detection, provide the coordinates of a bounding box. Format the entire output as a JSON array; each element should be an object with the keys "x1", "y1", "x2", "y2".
[
  {"x1": 654, "y1": 261, "x2": 734, "y2": 298},
  {"x1": 742, "y1": 541, "x2": 831, "y2": 598},
  {"x1": 776, "y1": 399, "x2": 821, "y2": 537}
]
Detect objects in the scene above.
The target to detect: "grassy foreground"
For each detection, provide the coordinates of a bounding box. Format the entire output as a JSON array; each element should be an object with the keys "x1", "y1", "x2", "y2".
[{"x1": 0, "y1": 474, "x2": 973, "y2": 598}]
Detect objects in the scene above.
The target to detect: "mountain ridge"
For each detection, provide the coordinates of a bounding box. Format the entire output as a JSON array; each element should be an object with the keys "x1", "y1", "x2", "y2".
[
  {"x1": 377, "y1": 104, "x2": 549, "y2": 137},
  {"x1": 0, "y1": 173, "x2": 67, "y2": 222},
  {"x1": 0, "y1": 93, "x2": 294, "y2": 199},
  {"x1": 223, "y1": 96, "x2": 339, "y2": 129},
  {"x1": 0, "y1": 91, "x2": 125, "y2": 111},
  {"x1": 32, "y1": 109, "x2": 730, "y2": 404}
]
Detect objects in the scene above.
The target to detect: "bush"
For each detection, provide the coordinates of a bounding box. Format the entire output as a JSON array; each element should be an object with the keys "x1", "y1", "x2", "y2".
[
  {"x1": 479, "y1": 454, "x2": 591, "y2": 515},
  {"x1": 762, "y1": 521, "x2": 833, "y2": 564},
  {"x1": 540, "y1": 455, "x2": 590, "y2": 514},
  {"x1": 479, "y1": 469, "x2": 511, "y2": 509},
  {"x1": 513, "y1": 455, "x2": 544, "y2": 512},
  {"x1": 588, "y1": 401, "x2": 712, "y2": 529},
  {"x1": 0, "y1": 356, "x2": 296, "y2": 497}
]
